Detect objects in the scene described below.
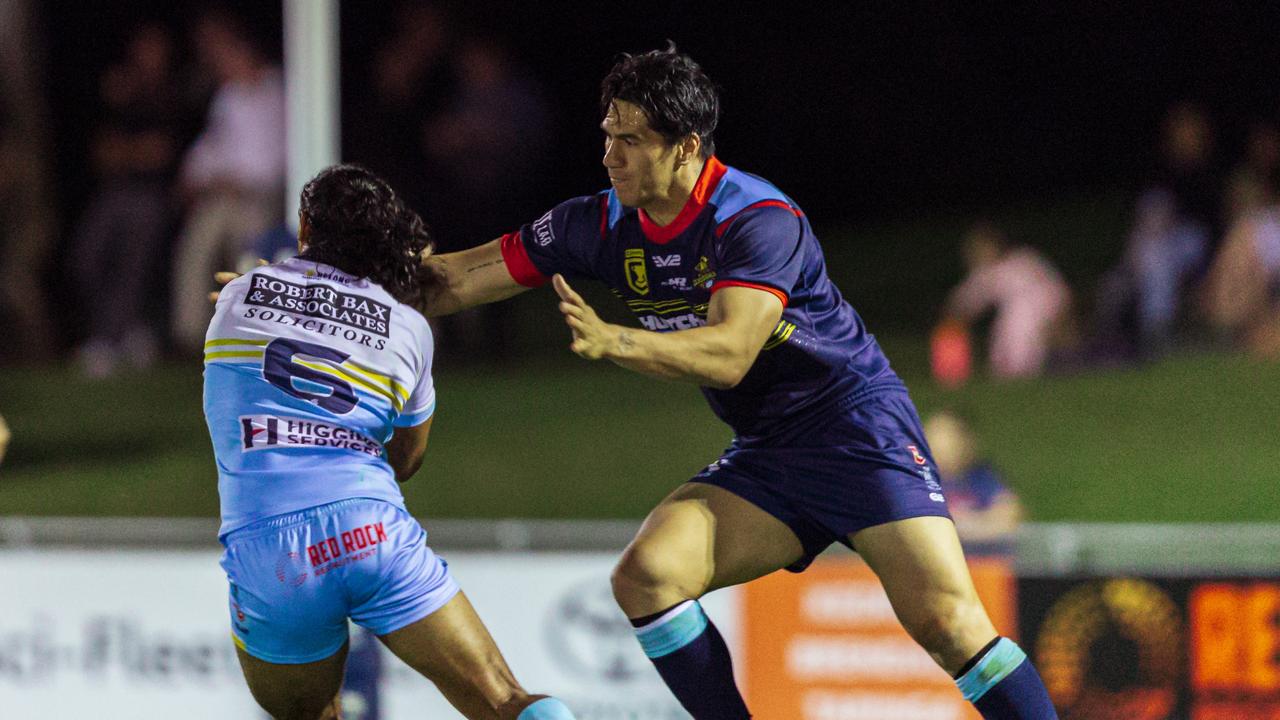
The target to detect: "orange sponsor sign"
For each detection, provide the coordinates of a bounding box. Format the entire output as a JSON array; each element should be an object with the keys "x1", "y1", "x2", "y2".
[{"x1": 741, "y1": 555, "x2": 1016, "y2": 720}]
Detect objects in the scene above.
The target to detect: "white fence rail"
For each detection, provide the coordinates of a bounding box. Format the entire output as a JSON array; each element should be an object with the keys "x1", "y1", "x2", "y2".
[{"x1": 3, "y1": 517, "x2": 1279, "y2": 575}]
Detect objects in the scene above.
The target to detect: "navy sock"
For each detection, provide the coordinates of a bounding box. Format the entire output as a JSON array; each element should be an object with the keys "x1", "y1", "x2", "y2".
[
  {"x1": 955, "y1": 637, "x2": 1059, "y2": 719},
  {"x1": 631, "y1": 601, "x2": 750, "y2": 719}
]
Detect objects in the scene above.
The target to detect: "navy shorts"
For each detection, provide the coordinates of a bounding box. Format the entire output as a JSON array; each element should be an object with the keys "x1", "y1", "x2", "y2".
[{"x1": 691, "y1": 389, "x2": 951, "y2": 571}]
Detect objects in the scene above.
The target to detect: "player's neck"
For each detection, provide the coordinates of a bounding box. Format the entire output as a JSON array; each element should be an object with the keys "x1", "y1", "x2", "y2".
[{"x1": 642, "y1": 157, "x2": 707, "y2": 227}]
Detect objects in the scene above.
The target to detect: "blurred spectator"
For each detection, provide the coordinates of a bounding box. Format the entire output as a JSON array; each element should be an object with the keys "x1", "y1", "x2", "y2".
[
  {"x1": 170, "y1": 9, "x2": 285, "y2": 354},
  {"x1": 1202, "y1": 131, "x2": 1280, "y2": 357},
  {"x1": 421, "y1": 35, "x2": 552, "y2": 360},
  {"x1": 1223, "y1": 122, "x2": 1279, "y2": 225},
  {"x1": 346, "y1": 2, "x2": 454, "y2": 217},
  {"x1": 941, "y1": 221, "x2": 1073, "y2": 379},
  {"x1": 924, "y1": 409, "x2": 1024, "y2": 545},
  {"x1": 67, "y1": 23, "x2": 183, "y2": 377},
  {"x1": 0, "y1": 0, "x2": 57, "y2": 362},
  {"x1": 421, "y1": 36, "x2": 551, "y2": 250},
  {"x1": 1094, "y1": 103, "x2": 1220, "y2": 359},
  {"x1": 0, "y1": 412, "x2": 8, "y2": 468}
]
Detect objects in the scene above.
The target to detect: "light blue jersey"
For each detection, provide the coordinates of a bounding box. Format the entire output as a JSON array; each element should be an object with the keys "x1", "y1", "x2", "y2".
[{"x1": 204, "y1": 257, "x2": 436, "y2": 537}]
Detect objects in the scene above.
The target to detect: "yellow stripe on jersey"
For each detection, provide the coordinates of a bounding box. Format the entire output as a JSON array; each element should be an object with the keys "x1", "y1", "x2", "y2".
[
  {"x1": 762, "y1": 320, "x2": 797, "y2": 350},
  {"x1": 626, "y1": 298, "x2": 690, "y2": 310},
  {"x1": 204, "y1": 350, "x2": 265, "y2": 361},
  {"x1": 344, "y1": 359, "x2": 411, "y2": 403},
  {"x1": 294, "y1": 359, "x2": 401, "y2": 409}
]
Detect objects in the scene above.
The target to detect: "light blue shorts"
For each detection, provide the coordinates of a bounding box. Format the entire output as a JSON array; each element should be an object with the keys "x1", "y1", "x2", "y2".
[{"x1": 220, "y1": 498, "x2": 459, "y2": 664}]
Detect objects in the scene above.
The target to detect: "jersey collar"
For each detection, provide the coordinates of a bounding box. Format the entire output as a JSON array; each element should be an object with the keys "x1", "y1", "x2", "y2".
[{"x1": 638, "y1": 156, "x2": 727, "y2": 245}]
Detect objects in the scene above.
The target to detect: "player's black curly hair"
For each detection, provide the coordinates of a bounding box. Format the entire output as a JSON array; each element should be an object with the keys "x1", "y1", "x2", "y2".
[
  {"x1": 601, "y1": 42, "x2": 720, "y2": 158},
  {"x1": 298, "y1": 164, "x2": 433, "y2": 306}
]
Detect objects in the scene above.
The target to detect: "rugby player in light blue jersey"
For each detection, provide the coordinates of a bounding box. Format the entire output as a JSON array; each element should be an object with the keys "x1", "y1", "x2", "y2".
[{"x1": 204, "y1": 165, "x2": 574, "y2": 720}]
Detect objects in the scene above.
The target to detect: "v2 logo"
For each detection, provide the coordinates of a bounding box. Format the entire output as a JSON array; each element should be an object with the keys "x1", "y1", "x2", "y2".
[{"x1": 652, "y1": 254, "x2": 682, "y2": 267}]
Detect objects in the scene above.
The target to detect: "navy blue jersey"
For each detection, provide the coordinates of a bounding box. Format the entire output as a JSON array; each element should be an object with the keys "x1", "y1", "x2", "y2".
[{"x1": 501, "y1": 156, "x2": 904, "y2": 437}]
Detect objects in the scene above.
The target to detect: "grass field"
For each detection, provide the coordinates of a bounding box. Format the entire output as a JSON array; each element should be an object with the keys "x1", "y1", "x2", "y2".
[{"x1": 2, "y1": 339, "x2": 1275, "y2": 523}]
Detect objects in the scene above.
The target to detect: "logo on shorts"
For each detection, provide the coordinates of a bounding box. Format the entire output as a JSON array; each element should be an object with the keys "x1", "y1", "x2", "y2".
[
  {"x1": 306, "y1": 522, "x2": 388, "y2": 576},
  {"x1": 275, "y1": 551, "x2": 309, "y2": 587},
  {"x1": 907, "y1": 445, "x2": 928, "y2": 465}
]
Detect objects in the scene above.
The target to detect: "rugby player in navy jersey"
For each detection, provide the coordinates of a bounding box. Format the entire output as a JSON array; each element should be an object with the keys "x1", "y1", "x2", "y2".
[{"x1": 420, "y1": 46, "x2": 1057, "y2": 719}]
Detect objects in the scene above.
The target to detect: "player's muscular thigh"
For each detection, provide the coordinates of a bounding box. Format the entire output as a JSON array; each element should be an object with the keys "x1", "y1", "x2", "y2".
[{"x1": 612, "y1": 484, "x2": 802, "y2": 615}]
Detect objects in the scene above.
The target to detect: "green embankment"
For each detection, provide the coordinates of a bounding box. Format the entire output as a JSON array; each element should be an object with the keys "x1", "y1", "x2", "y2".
[
  {"x1": 1, "y1": 348, "x2": 1274, "y2": 522},
  {"x1": 4, "y1": 193, "x2": 1271, "y2": 523}
]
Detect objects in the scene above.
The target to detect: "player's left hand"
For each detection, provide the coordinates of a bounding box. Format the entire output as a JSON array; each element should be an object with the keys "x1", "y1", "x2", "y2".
[
  {"x1": 207, "y1": 259, "x2": 269, "y2": 303},
  {"x1": 552, "y1": 274, "x2": 614, "y2": 360}
]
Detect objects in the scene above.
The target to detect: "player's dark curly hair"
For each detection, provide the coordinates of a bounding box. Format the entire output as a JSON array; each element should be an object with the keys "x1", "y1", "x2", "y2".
[
  {"x1": 298, "y1": 164, "x2": 433, "y2": 305},
  {"x1": 600, "y1": 43, "x2": 720, "y2": 158}
]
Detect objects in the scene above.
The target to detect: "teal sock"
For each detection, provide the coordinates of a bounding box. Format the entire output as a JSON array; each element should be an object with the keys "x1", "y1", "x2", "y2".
[
  {"x1": 955, "y1": 637, "x2": 1058, "y2": 719},
  {"x1": 516, "y1": 697, "x2": 576, "y2": 719}
]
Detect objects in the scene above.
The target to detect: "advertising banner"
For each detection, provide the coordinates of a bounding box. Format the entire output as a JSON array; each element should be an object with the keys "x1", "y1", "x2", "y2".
[
  {"x1": 739, "y1": 555, "x2": 1017, "y2": 720},
  {"x1": 0, "y1": 550, "x2": 260, "y2": 718},
  {"x1": 1020, "y1": 576, "x2": 1280, "y2": 720},
  {"x1": 0, "y1": 549, "x2": 737, "y2": 719}
]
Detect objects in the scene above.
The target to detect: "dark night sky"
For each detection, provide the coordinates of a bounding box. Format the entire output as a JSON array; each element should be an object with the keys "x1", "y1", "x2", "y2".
[{"x1": 40, "y1": 1, "x2": 1280, "y2": 226}]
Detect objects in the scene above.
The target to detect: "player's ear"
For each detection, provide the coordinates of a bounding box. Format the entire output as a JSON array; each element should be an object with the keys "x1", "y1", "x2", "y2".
[{"x1": 677, "y1": 133, "x2": 701, "y2": 167}]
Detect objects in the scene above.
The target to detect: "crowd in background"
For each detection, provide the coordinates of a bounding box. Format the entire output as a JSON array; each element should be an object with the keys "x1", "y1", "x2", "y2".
[
  {"x1": 4, "y1": 4, "x2": 1276, "y2": 545},
  {"x1": 0, "y1": 3, "x2": 551, "y2": 373},
  {"x1": 938, "y1": 101, "x2": 1280, "y2": 383},
  {"x1": 1, "y1": 5, "x2": 1278, "y2": 383}
]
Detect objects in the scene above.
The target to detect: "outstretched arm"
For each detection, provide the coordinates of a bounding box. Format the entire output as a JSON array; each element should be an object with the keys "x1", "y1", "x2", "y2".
[
  {"x1": 552, "y1": 274, "x2": 784, "y2": 389},
  {"x1": 417, "y1": 238, "x2": 529, "y2": 317},
  {"x1": 209, "y1": 242, "x2": 527, "y2": 316}
]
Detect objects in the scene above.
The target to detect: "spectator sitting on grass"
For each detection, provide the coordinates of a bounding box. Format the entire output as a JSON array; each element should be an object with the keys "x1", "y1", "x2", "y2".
[
  {"x1": 0, "y1": 412, "x2": 9, "y2": 468},
  {"x1": 924, "y1": 409, "x2": 1024, "y2": 545},
  {"x1": 941, "y1": 221, "x2": 1073, "y2": 379}
]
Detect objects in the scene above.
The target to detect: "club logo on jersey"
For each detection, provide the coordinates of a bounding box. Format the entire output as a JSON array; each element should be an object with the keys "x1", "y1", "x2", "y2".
[
  {"x1": 240, "y1": 415, "x2": 383, "y2": 457},
  {"x1": 907, "y1": 445, "x2": 928, "y2": 465},
  {"x1": 624, "y1": 248, "x2": 649, "y2": 295},
  {"x1": 693, "y1": 256, "x2": 716, "y2": 288},
  {"x1": 532, "y1": 210, "x2": 555, "y2": 246},
  {"x1": 652, "y1": 254, "x2": 681, "y2": 267}
]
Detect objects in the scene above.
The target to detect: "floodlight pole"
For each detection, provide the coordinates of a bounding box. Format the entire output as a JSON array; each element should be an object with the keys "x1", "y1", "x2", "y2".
[{"x1": 283, "y1": 0, "x2": 340, "y2": 232}]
